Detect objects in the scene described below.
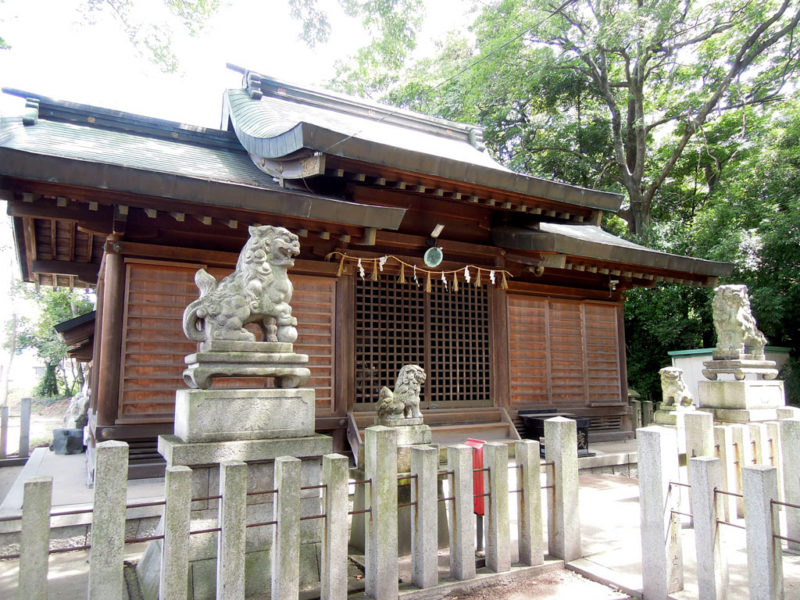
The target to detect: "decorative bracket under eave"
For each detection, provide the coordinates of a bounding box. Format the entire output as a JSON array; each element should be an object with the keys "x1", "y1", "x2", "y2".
[{"x1": 250, "y1": 152, "x2": 326, "y2": 183}]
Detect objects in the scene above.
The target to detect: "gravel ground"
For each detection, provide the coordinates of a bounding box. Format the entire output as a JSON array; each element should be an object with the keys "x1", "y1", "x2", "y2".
[{"x1": 442, "y1": 569, "x2": 631, "y2": 600}]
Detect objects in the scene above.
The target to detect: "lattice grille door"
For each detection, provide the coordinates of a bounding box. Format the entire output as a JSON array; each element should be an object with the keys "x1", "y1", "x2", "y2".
[{"x1": 355, "y1": 278, "x2": 491, "y2": 408}]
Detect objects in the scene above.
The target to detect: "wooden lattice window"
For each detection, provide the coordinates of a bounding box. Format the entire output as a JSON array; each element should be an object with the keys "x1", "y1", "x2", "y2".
[{"x1": 355, "y1": 278, "x2": 491, "y2": 408}]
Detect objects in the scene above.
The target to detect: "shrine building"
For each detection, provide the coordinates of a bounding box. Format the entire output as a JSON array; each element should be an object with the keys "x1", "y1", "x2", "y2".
[{"x1": 0, "y1": 71, "x2": 731, "y2": 475}]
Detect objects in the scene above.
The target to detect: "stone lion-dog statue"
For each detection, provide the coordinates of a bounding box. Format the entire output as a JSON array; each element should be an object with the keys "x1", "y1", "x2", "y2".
[
  {"x1": 712, "y1": 284, "x2": 767, "y2": 360},
  {"x1": 659, "y1": 366, "x2": 694, "y2": 408},
  {"x1": 377, "y1": 365, "x2": 426, "y2": 422},
  {"x1": 183, "y1": 225, "x2": 300, "y2": 344}
]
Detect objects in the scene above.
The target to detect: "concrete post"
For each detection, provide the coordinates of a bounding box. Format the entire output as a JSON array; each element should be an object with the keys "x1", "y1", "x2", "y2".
[
  {"x1": 160, "y1": 466, "x2": 192, "y2": 600},
  {"x1": 19, "y1": 397, "x2": 31, "y2": 458},
  {"x1": 685, "y1": 412, "x2": 714, "y2": 459},
  {"x1": 321, "y1": 453, "x2": 349, "y2": 600},
  {"x1": 411, "y1": 445, "x2": 438, "y2": 588},
  {"x1": 19, "y1": 476, "x2": 53, "y2": 600},
  {"x1": 0, "y1": 405, "x2": 8, "y2": 458},
  {"x1": 515, "y1": 440, "x2": 544, "y2": 566},
  {"x1": 638, "y1": 426, "x2": 683, "y2": 598},
  {"x1": 364, "y1": 426, "x2": 398, "y2": 600},
  {"x1": 731, "y1": 424, "x2": 751, "y2": 518},
  {"x1": 642, "y1": 400, "x2": 654, "y2": 427},
  {"x1": 483, "y1": 442, "x2": 510, "y2": 573},
  {"x1": 217, "y1": 460, "x2": 247, "y2": 600},
  {"x1": 273, "y1": 456, "x2": 301, "y2": 600},
  {"x1": 765, "y1": 421, "x2": 783, "y2": 502},
  {"x1": 749, "y1": 423, "x2": 767, "y2": 465},
  {"x1": 689, "y1": 457, "x2": 728, "y2": 600},
  {"x1": 778, "y1": 407, "x2": 800, "y2": 419},
  {"x1": 780, "y1": 418, "x2": 800, "y2": 552},
  {"x1": 743, "y1": 465, "x2": 782, "y2": 600},
  {"x1": 447, "y1": 444, "x2": 476, "y2": 581},
  {"x1": 544, "y1": 417, "x2": 580, "y2": 561},
  {"x1": 89, "y1": 440, "x2": 129, "y2": 600},
  {"x1": 714, "y1": 425, "x2": 737, "y2": 522}
]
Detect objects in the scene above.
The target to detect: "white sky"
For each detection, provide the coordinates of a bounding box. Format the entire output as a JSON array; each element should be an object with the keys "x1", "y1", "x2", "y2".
[{"x1": 0, "y1": 0, "x2": 475, "y2": 127}]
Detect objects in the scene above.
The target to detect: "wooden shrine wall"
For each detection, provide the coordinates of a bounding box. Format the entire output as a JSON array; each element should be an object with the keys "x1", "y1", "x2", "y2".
[
  {"x1": 507, "y1": 294, "x2": 625, "y2": 409},
  {"x1": 116, "y1": 259, "x2": 336, "y2": 424}
]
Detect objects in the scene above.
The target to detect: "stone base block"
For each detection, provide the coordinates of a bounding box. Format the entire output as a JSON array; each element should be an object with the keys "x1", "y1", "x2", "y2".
[
  {"x1": 174, "y1": 388, "x2": 315, "y2": 443},
  {"x1": 699, "y1": 380, "x2": 785, "y2": 410},
  {"x1": 653, "y1": 409, "x2": 693, "y2": 425},
  {"x1": 159, "y1": 433, "x2": 331, "y2": 467},
  {"x1": 704, "y1": 408, "x2": 781, "y2": 424}
]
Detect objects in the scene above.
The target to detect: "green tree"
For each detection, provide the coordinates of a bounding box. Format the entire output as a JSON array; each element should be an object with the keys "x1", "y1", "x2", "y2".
[{"x1": 16, "y1": 287, "x2": 94, "y2": 398}]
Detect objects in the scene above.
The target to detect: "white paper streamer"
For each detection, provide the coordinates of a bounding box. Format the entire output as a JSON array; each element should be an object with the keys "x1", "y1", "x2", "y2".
[
  {"x1": 379, "y1": 256, "x2": 388, "y2": 271},
  {"x1": 441, "y1": 271, "x2": 448, "y2": 291},
  {"x1": 464, "y1": 266, "x2": 471, "y2": 283},
  {"x1": 490, "y1": 270, "x2": 496, "y2": 285},
  {"x1": 358, "y1": 258, "x2": 365, "y2": 279}
]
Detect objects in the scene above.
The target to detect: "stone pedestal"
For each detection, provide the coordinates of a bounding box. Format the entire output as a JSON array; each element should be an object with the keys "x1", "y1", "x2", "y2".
[
  {"x1": 137, "y1": 340, "x2": 331, "y2": 600},
  {"x1": 699, "y1": 357, "x2": 785, "y2": 424}
]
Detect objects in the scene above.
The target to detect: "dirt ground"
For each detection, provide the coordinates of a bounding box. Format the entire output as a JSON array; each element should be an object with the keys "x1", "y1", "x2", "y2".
[{"x1": 442, "y1": 569, "x2": 630, "y2": 599}]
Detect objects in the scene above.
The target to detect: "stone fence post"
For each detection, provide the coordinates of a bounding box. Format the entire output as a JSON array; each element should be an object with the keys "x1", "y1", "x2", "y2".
[
  {"x1": 781, "y1": 418, "x2": 800, "y2": 552},
  {"x1": 743, "y1": 465, "x2": 782, "y2": 600},
  {"x1": 515, "y1": 439, "x2": 544, "y2": 566},
  {"x1": 89, "y1": 440, "x2": 129, "y2": 600},
  {"x1": 273, "y1": 456, "x2": 301, "y2": 600},
  {"x1": 411, "y1": 445, "x2": 438, "y2": 588},
  {"x1": 638, "y1": 426, "x2": 683, "y2": 598},
  {"x1": 484, "y1": 441, "x2": 510, "y2": 572},
  {"x1": 544, "y1": 417, "x2": 580, "y2": 561},
  {"x1": 689, "y1": 457, "x2": 727, "y2": 600},
  {"x1": 160, "y1": 465, "x2": 192, "y2": 600},
  {"x1": 18, "y1": 397, "x2": 31, "y2": 459},
  {"x1": 731, "y1": 424, "x2": 751, "y2": 518},
  {"x1": 321, "y1": 453, "x2": 349, "y2": 600},
  {"x1": 684, "y1": 412, "x2": 714, "y2": 459},
  {"x1": 713, "y1": 425, "x2": 737, "y2": 522},
  {"x1": 447, "y1": 444, "x2": 476, "y2": 581},
  {"x1": 217, "y1": 460, "x2": 247, "y2": 600},
  {"x1": 0, "y1": 405, "x2": 8, "y2": 458},
  {"x1": 18, "y1": 476, "x2": 53, "y2": 600},
  {"x1": 364, "y1": 426, "x2": 398, "y2": 600}
]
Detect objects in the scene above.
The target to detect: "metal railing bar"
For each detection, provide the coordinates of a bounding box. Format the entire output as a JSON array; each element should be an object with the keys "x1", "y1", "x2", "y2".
[
  {"x1": 300, "y1": 514, "x2": 326, "y2": 522},
  {"x1": 717, "y1": 520, "x2": 746, "y2": 531},
  {"x1": 246, "y1": 489, "x2": 277, "y2": 497},
  {"x1": 714, "y1": 489, "x2": 743, "y2": 499},
  {"x1": 125, "y1": 534, "x2": 164, "y2": 544},
  {"x1": 246, "y1": 520, "x2": 277, "y2": 529},
  {"x1": 670, "y1": 509, "x2": 693, "y2": 519},
  {"x1": 125, "y1": 500, "x2": 167, "y2": 510}
]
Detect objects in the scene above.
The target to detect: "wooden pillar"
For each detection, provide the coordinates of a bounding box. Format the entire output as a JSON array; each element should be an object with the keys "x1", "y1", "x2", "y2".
[
  {"x1": 95, "y1": 236, "x2": 126, "y2": 428},
  {"x1": 489, "y1": 287, "x2": 510, "y2": 409}
]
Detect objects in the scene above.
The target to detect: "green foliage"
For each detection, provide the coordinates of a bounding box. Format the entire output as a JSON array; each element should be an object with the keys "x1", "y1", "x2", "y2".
[
  {"x1": 16, "y1": 287, "x2": 94, "y2": 398},
  {"x1": 82, "y1": 0, "x2": 221, "y2": 72}
]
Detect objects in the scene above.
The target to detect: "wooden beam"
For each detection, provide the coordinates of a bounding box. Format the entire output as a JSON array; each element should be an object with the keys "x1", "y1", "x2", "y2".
[
  {"x1": 193, "y1": 215, "x2": 213, "y2": 226},
  {"x1": 31, "y1": 260, "x2": 99, "y2": 284},
  {"x1": 50, "y1": 221, "x2": 58, "y2": 261},
  {"x1": 8, "y1": 199, "x2": 113, "y2": 235},
  {"x1": 144, "y1": 208, "x2": 158, "y2": 219}
]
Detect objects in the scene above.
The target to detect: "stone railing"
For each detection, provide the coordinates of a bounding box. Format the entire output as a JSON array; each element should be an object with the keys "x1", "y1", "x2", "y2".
[
  {"x1": 639, "y1": 415, "x2": 800, "y2": 599},
  {"x1": 2, "y1": 417, "x2": 581, "y2": 600}
]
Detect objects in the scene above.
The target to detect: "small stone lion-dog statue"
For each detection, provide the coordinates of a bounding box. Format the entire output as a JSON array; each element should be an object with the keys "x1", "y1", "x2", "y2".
[
  {"x1": 377, "y1": 365, "x2": 426, "y2": 423},
  {"x1": 712, "y1": 284, "x2": 767, "y2": 360},
  {"x1": 659, "y1": 367, "x2": 694, "y2": 408},
  {"x1": 183, "y1": 225, "x2": 300, "y2": 344}
]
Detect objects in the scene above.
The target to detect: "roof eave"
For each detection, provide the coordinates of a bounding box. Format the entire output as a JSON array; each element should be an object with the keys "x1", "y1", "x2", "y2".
[
  {"x1": 0, "y1": 147, "x2": 406, "y2": 231},
  {"x1": 492, "y1": 225, "x2": 734, "y2": 278}
]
